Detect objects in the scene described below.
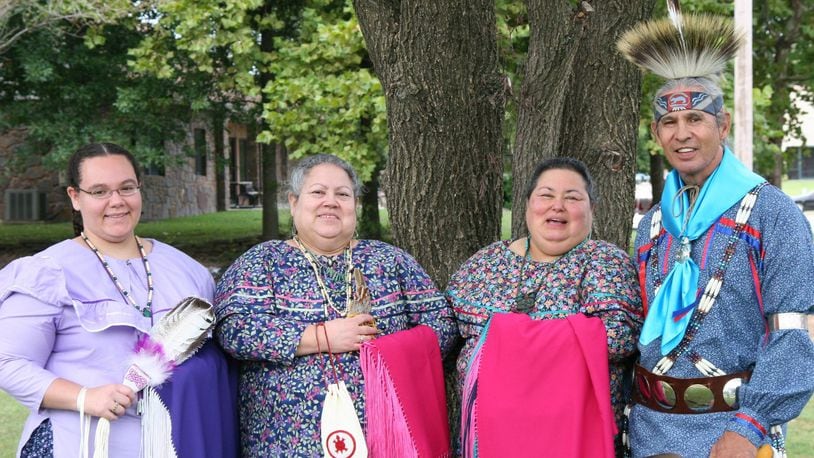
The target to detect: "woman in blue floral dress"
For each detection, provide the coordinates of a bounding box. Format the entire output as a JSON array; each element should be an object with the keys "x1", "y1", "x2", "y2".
[
  {"x1": 214, "y1": 154, "x2": 457, "y2": 457},
  {"x1": 448, "y1": 158, "x2": 643, "y2": 454}
]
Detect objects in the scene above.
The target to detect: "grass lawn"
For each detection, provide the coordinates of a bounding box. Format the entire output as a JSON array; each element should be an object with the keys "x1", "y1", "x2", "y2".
[
  {"x1": 0, "y1": 389, "x2": 812, "y2": 456},
  {"x1": 0, "y1": 391, "x2": 25, "y2": 456},
  {"x1": 783, "y1": 178, "x2": 814, "y2": 197}
]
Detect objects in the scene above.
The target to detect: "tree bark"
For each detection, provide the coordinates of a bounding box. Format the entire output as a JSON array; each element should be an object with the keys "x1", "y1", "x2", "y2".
[
  {"x1": 259, "y1": 0, "x2": 279, "y2": 240},
  {"x1": 649, "y1": 153, "x2": 664, "y2": 209},
  {"x1": 353, "y1": 0, "x2": 505, "y2": 287},
  {"x1": 212, "y1": 109, "x2": 227, "y2": 212},
  {"x1": 359, "y1": 163, "x2": 382, "y2": 240},
  {"x1": 513, "y1": 0, "x2": 653, "y2": 252}
]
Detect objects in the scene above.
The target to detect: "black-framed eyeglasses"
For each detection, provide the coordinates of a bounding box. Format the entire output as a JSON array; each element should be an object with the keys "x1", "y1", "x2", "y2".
[{"x1": 77, "y1": 185, "x2": 141, "y2": 199}]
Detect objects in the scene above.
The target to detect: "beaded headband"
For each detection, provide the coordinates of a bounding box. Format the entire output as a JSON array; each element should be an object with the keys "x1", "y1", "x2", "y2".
[{"x1": 654, "y1": 91, "x2": 723, "y2": 121}]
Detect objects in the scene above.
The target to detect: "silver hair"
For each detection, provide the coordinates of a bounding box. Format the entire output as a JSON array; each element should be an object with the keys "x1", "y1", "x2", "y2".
[{"x1": 287, "y1": 154, "x2": 363, "y2": 198}]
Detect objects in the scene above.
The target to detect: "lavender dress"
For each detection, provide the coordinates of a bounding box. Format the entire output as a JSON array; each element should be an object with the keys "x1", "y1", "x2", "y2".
[{"x1": 0, "y1": 239, "x2": 238, "y2": 458}]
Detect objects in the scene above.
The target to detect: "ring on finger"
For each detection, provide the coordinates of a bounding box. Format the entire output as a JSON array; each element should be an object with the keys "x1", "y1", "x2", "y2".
[
  {"x1": 359, "y1": 335, "x2": 364, "y2": 343},
  {"x1": 112, "y1": 401, "x2": 120, "y2": 413}
]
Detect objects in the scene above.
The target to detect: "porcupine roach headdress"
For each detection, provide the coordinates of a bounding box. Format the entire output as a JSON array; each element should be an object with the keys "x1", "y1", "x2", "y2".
[{"x1": 616, "y1": 0, "x2": 745, "y2": 120}]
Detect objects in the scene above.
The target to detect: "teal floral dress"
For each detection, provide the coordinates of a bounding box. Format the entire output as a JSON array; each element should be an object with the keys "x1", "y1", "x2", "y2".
[
  {"x1": 447, "y1": 239, "x2": 644, "y2": 432},
  {"x1": 214, "y1": 239, "x2": 457, "y2": 457}
]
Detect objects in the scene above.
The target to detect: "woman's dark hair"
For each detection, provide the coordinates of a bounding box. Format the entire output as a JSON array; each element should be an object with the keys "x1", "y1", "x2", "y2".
[
  {"x1": 524, "y1": 157, "x2": 596, "y2": 204},
  {"x1": 68, "y1": 143, "x2": 141, "y2": 236}
]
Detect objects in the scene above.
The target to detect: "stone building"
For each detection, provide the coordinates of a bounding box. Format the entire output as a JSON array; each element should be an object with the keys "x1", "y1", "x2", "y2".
[{"x1": 0, "y1": 121, "x2": 283, "y2": 223}]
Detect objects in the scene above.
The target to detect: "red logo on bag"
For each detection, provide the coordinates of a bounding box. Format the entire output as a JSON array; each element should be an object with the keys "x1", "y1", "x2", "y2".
[{"x1": 326, "y1": 430, "x2": 357, "y2": 457}]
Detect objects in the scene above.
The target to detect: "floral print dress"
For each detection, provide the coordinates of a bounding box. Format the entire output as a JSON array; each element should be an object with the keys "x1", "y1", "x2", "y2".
[
  {"x1": 215, "y1": 239, "x2": 457, "y2": 457},
  {"x1": 447, "y1": 239, "x2": 644, "y2": 432}
]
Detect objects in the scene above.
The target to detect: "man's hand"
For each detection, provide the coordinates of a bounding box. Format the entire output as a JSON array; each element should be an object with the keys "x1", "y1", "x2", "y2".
[{"x1": 709, "y1": 431, "x2": 757, "y2": 458}]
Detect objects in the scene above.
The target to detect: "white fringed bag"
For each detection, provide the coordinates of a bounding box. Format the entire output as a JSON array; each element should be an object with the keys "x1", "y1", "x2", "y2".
[{"x1": 315, "y1": 323, "x2": 368, "y2": 458}]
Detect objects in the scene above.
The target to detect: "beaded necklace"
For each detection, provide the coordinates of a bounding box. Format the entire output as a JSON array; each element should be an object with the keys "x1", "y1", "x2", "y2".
[
  {"x1": 302, "y1": 246, "x2": 346, "y2": 283},
  {"x1": 644, "y1": 183, "x2": 764, "y2": 376},
  {"x1": 294, "y1": 236, "x2": 353, "y2": 317},
  {"x1": 513, "y1": 236, "x2": 587, "y2": 313},
  {"x1": 513, "y1": 237, "x2": 540, "y2": 313},
  {"x1": 81, "y1": 231, "x2": 154, "y2": 318}
]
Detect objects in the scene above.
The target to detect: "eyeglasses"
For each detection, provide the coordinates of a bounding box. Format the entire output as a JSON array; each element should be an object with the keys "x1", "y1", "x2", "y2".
[{"x1": 77, "y1": 185, "x2": 141, "y2": 199}]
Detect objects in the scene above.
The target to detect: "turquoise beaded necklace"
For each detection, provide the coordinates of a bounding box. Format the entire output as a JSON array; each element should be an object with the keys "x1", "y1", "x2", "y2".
[{"x1": 81, "y1": 231, "x2": 154, "y2": 318}]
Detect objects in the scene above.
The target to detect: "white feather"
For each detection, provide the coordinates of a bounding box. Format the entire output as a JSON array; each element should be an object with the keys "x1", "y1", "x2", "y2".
[{"x1": 667, "y1": 0, "x2": 685, "y2": 48}]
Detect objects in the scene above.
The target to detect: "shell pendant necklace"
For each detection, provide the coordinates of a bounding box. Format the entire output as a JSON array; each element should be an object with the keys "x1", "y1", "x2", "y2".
[
  {"x1": 294, "y1": 235, "x2": 352, "y2": 317},
  {"x1": 81, "y1": 231, "x2": 154, "y2": 318}
]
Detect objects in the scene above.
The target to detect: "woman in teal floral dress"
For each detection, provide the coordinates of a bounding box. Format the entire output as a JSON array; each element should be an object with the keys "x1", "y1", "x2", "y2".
[
  {"x1": 214, "y1": 154, "x2": 457, "y2": 457},
  {"x1": 448, "y1": 158, "x2": 643, "y2": 453}
]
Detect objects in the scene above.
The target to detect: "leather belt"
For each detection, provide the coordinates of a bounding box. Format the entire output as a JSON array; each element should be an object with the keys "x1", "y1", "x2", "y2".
[{"x1": 634, "y1": 364, "x2": 751, "y2": 414}]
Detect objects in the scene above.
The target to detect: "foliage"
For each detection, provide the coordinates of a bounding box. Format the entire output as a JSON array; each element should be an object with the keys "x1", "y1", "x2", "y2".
[
  {"x1": 634, "y1": 0, "x2": 814, "y2": 184},
  {"x1": 495, "y1": 0, "x2": 529, "y2": 162},
  {"x1": 0, "y1": 17, "x2": 192, "y2": 170},
  {"x1": 128, "y1": 0, "x2": 269, "y2": 106},
  {"x1": 0, "y1": 0, "x2": 131, "y2": 54},
  {"x1": 752, "y1": 0, "x2": 814, "y2": 179},
  {"x1": 260, "y1": 2, "x2": 387, "y2": 182},
  {"x1": 130, "y1": 0, "x2": 387, "y2": 181}
]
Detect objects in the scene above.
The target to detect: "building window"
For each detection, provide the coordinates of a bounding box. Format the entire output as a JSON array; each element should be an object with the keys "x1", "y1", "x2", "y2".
[
  {"x1": 194, "y1": 128, "x2": 207, "y2": 176},
  {"x1": 144, "y1": 160, "x2": 165, "y2": 177}
]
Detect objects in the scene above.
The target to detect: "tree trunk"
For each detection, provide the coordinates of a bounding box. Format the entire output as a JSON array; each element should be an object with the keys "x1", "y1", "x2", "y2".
[
  {"x1": 649, "y1": 153, "x2": 664, "y2": 209},
  {"x1": 512, "y1": 0, "x2": 653, "y2": 252},
  {"x1": 359, "y1": 162, "x2": 382, "y2": 240},
  {"x1": 259, "y1": 1, "x2": 279, "y2": 240},
  {"x1": 353, "y1": 0, "x2": 504, "y2": 287},
  {"x1": 261, "y1": 142, "x2": 279, "y2": 239},
  {"x1": 212, "y1": 109, "x2": 227, "y2": 212}
]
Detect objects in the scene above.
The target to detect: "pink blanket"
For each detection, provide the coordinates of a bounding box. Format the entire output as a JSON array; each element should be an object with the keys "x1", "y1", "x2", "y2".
[
  {"x1": 360, "y1": 325, "x2": 451, "y2": 458},
  {"x1": 463, "y1": 313, "x2": 616, "y2": 457}
]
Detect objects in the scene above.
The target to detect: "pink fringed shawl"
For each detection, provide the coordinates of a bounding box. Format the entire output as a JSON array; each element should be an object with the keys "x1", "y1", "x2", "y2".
[
  {"x1": 360, "y1": 325, "x2": 452, "y2": 458},
  {"x1": 462, "y1": 313, "x2": 616, "y2": 458}
]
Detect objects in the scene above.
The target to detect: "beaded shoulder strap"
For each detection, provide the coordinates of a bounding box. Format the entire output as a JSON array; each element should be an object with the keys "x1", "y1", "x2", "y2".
[{"x1": 649, "y1": 182, "x2": 767, "y2": 376}]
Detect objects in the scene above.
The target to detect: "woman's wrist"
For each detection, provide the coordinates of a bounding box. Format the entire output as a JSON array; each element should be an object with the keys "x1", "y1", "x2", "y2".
[{"x1": 76, "y1": 386, "x2": 88, "y2": 413}]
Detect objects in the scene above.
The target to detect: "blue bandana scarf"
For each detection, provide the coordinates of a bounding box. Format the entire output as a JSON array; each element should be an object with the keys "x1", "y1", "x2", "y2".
[{"x1": 639, "y1": 148, "x2": 764, "y2": 355}]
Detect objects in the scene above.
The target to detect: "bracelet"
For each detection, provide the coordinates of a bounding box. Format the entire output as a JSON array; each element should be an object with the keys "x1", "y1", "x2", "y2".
[{"x1": 76, "y1": 386, "x2": 88, "y2": 412}]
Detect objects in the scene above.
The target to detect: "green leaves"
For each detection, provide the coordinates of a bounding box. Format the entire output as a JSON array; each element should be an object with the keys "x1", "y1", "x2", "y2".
[
  {"x1": 0, "y1": 17, "x2": 192, "y2": 171},
  {"x1": 256, "y1": 2, "x2": 386, "y2": 182}
]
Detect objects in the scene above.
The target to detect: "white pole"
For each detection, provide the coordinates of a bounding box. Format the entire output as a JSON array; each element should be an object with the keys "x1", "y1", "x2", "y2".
[{"x1": 734, "y1": 0, "x2": 753, "y2": 169}]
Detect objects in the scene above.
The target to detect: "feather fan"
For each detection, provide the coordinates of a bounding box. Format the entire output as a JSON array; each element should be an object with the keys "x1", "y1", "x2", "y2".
[{"x1": 93, "y1": 297, "x2": 215, "y2": 458}]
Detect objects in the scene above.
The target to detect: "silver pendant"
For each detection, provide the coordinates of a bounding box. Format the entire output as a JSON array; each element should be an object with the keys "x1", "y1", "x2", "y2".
[{"x1": 676, "y1": 236, "x2": 691, "y2": 263}]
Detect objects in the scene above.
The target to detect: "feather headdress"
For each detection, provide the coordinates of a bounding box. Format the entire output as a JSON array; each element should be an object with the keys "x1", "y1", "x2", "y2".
[{"x1": 616, "y1": 7, "x2": 744, "y2": 81}]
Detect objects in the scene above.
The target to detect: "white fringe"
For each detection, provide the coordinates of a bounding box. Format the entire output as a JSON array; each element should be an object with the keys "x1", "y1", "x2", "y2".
[
  {"x1": 77, "y1": 387, "x2": 91, "y2": 458},
  {"x1": 140, "y1": 386, "x2": 178, "y2": 458},
  {"x1": 92, "y1": 418, "x2": 110, "y2": 458}
]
